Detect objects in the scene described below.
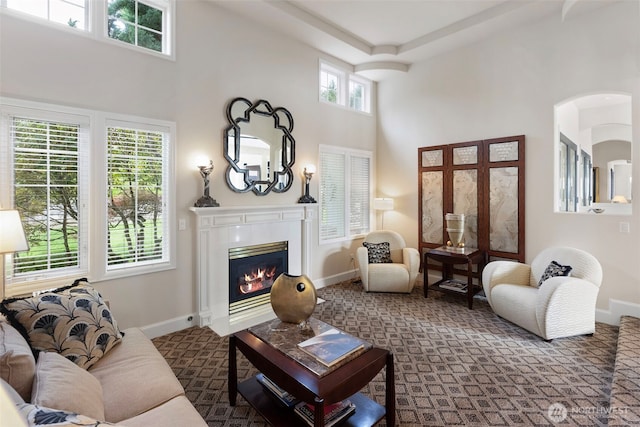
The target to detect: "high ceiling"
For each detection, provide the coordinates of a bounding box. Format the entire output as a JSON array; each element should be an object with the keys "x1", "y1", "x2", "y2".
[{"x1": 213, "y1": 0, "x2": 607, "y2": 81}]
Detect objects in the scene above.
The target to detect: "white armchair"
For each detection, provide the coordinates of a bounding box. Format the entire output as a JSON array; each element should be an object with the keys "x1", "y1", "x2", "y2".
[
  {"x1": 356, "y1": 230, "x2": 420, "y2": 293},
  {"x1": 482, "y1": 246, "x2": 602, "y2": 340}
]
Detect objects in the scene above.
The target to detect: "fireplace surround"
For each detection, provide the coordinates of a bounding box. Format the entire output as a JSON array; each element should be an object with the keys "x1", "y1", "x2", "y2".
[{"x1": 190, "y1": 205, "x2": 315, "y2": 335}]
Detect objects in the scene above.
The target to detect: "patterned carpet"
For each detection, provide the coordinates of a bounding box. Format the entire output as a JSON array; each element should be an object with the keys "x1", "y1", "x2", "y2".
[{"x1": 152, "y1": 279, "x2": 619, "y2": 426}]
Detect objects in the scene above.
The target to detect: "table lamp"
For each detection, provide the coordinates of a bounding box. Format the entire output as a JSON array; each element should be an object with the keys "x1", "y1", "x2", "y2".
[{"x1": 0, "y1": 210, "x2": 29, "y2": 300}]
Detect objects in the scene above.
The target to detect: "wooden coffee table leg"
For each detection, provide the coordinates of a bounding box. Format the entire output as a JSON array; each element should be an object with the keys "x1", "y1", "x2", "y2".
[
  {"x1": 386, "y1": 351, "x2": 396, "y2": 427},
  {"x1": 313, "y1": 397, "x2": 325, "y2": 427},
  {"x1": 228, "y1": 335, "x2": 237, "y2": 406}
]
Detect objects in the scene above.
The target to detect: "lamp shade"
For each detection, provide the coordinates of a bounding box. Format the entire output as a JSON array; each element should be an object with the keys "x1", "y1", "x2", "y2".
[
  {"x1": 0, "y1": 210, "x2": 29, "y2": 254},
  {"x1": 373, "y1": 198, "x2": 394, "y2": 211}
]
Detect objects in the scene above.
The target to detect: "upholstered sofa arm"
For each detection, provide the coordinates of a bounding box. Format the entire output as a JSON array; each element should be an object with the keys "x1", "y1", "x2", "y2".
[
  {"x1": 402, "y1": 247, "x2": 421, "y2": 290},
  {"x1": 535, "y1": 276, "x2": 600, "y2": 339},
  {"x1": 356, "y1": 246, "x2": 370, "y2": 289},
  {"x1": 482, "y1": 261, "x2": 532, "y2": 307}
]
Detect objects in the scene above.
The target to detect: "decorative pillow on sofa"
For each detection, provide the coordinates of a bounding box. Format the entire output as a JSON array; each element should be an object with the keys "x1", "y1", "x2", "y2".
[
  {"x1": 32, "y1": 351, "x2": 105, "y2": 421},
  {"x1": 17, "y1": 403, "x2": 123, "y2": 427},
  {"x1": 363, "y1": 241, "x2": 392, "y2": 264},
  {"x1": 0, "y1": 320, "x2": 36, "y2": 402},
  {"x1": 0, "y1": 279, "x2": 123, "y2": 370},
  {"x1": 538, "y1": 261, "x2": 573, "y2": 286}
]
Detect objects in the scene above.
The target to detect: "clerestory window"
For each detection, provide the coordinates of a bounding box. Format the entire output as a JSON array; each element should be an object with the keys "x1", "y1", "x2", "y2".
[
  {"x1": 1, "y1": 0, "x2": 174, "y2": 58},
  {"x1": 319, "y1": 60, "x2": 372, "y2": 114}
]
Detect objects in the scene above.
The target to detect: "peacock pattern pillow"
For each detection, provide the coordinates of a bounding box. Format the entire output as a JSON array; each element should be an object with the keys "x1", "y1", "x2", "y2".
[
  {"x1": 538, "y1": 261, "x2": 573, "y2": 287},
  {"x1": 363, "y1": 241, "x2": 392, "y2": 264},
  {"x1": 0, "y1": 279, "x2": 123, "y2": 370},
  {"x1": 16, "y1": 403, "x2": 122, "y2": 426}
]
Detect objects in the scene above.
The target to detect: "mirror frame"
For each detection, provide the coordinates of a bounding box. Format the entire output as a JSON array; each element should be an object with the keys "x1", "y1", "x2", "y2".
[{"x1": 223, "y1": 97, "x2": 296, "y2": 196}]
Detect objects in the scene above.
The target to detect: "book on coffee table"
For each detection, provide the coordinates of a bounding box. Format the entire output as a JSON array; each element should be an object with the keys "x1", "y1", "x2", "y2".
[
  {"x1": 297, "y1": 328, "x2": 367, "y2": 367},
  {"x1": 294, "y1": 399, "x2": 356, "y2": 427},
  {"x1": 255, "y1": 373, "x2": 299, "y2": 407},
  {"x1": 439, "y1": 280, "x2": 467, "y2": 293}
]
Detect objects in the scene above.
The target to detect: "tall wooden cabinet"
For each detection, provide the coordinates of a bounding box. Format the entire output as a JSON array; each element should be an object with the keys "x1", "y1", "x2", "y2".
[{"x1": 418, "y1": 135, "x2": 525, "y2": 268}]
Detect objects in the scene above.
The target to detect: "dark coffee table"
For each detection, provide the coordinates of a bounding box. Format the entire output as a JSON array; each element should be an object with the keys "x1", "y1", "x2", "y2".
[{"x1": 229, "y1": 318, "x2": 395, "y2": 427}]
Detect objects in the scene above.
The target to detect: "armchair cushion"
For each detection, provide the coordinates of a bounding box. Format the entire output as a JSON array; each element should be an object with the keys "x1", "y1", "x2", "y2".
[
  {"x1": 538, "y1": 261, "x2": 572, "y2": 286},
  {"x1": 362, "y1": 241, "x2": 392, "y2": 263}
]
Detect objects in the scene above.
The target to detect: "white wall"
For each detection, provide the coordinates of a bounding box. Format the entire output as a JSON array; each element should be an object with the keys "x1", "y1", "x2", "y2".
[
  {"x1": 377, "y1": 1, "x2": 640, "y2": 314},
  {"x1": 0, "y1": 1, "x2": 377, "y2": 332}
]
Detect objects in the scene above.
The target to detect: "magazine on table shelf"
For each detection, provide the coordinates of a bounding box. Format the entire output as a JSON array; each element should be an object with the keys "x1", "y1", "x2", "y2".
[
  {"x1": 255, "y1": 373, "x2": 300, "y2": 407},
  {"x1": 439, "y1": 280, "x2": 468, "y2": 293},
  {"x1": 294, "y1": 399, "x2": 356, "y2": 427},
  {"x1": 296, "y1": 328, "x2": 367, "y2": 367}
]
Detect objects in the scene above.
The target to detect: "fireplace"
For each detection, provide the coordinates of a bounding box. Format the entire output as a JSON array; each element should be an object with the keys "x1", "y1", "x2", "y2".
[
  {"x1": 190, "y1": 204, "x2": 315, "y2": 335},
  {"x1": 228, "y1": 241, "x2": 288, "y2": 316}
]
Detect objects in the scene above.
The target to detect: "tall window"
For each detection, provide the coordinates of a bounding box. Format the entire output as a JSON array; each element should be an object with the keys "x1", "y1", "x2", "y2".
[
  {"x1": 319, "y1": 145, "x2": 372, "y2": 242},
  {"x1": 8, "y1": 113, "x2": 89, "y2": 281},
  {"x1": 319, "y1": 61, "x2": 372, "y2": 114},
  {"x1": 106, "y1": 123, "x2": 169, "y2": 269},
  {"x1": 0, "y1": 99, "x2": 175, "y2": 295}
]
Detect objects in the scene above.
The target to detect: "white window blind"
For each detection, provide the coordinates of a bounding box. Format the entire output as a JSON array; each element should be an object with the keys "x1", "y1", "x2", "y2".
[
  {"x1": 8, "y1": 113, "x2": 89, "y2": 284},
  {"x1": 319, "y1": 146, "x2": 372, "y2": 243},
  {"x1": 350, "y1": 155, "x2": 370, "y2": 235},
  {"x1": 106, "y1": 122, "x2": 169, "y2": 270},
  {"x1": 319, "y1": 150, "x2": 346, "y2": 240}
]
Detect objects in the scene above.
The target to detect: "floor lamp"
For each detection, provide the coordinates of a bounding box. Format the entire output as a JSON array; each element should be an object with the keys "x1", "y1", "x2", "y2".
[
  {"x1": 373, "y1": 198, "x2": 394, "y2": 230},
  {"x1": 0, "y1": 210, "x2": 29, "y2": 300}
]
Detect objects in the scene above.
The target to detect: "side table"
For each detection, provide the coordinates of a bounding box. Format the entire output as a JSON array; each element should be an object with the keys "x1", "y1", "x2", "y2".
[{"x1": 423, "y1": 246, "x2": 487, "y2": 309}]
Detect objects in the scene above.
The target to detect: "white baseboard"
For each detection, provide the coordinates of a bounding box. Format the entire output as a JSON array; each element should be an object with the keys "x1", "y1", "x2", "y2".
[
  {"x1": 140, "y1": 272, "x2": 359, "y2": 338},
  {"x1": 596, "y1": 299, "x2": 640, "y2": 326},
  {"x1": 312, "y1": 270, "x2": 360, "y2": 289},
  {"x1": 140, "y1": 314, "x2": 197, "y2": 339}
]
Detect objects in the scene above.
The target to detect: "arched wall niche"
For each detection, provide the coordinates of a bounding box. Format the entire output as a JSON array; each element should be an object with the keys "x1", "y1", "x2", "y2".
[{"x1": 554, "y1": 92, "x2": 632, "y2": 215}]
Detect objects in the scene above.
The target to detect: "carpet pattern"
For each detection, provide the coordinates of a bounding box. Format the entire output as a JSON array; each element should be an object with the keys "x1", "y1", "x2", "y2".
[
  {"x1": 152, "y1": 280, "x2": 619, "y2": 426},
  {"x1": 608, "y1": 315, "x2": 640, "y2": 426}
]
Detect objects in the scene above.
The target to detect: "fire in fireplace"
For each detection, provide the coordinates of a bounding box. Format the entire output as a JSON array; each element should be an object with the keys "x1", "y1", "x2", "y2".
[{"x1": 228, "y1": 241, "x2": 288, "y2": 316}]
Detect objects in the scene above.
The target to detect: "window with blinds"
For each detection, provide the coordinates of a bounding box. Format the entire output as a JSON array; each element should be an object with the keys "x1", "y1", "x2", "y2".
[
  {"x1": 8, "y1": 114, "x2": 89, "y2": 282},
  {"x1": 1, "y1": 99, "x2": 175, "y2": 295},
  {"x1": 319, "y1": 146, "x2": 372, "y2": 243},
  {"x1": 106, "y1": 123, "x2": 169, "y2": 269}
]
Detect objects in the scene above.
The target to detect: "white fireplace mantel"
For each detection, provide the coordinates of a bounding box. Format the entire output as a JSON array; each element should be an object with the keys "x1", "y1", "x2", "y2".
[{"x1": 190, "y1": 204, "x2": 316, "y2": 335}]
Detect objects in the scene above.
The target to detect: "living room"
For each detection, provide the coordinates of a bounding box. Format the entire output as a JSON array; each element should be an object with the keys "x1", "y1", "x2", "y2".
[{"x1": 0, "y1": 0, "x2": 639, "y2": 425}]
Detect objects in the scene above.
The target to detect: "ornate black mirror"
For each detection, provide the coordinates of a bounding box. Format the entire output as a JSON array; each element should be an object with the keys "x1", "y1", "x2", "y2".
[{"x1": 224, "y1": 97, "x2": 295, "y2": 196}]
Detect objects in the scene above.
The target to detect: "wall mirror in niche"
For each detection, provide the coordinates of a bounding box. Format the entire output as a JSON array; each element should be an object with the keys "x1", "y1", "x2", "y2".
[
  {"x1": 555, "y1": 92, "x2": 632, "y2": 215},
  {"x1": 224, "y1": 97, "x2": 295, "y2": 196}
]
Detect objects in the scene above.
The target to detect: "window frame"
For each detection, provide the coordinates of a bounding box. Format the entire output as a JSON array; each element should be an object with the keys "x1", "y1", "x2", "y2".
[
  {"x1": 319, "y1": 60, "x2": 372, "y2": 114},
  {"x1": 0, "y1": 0, "x2": 176, "y2": 60},
  {"x1": 0, "y1": 98, "x2": 176, "y2": 296},
  {"x1": 318, "y1": 144, "x2": 373, "y2": 244},
  {"x1": 558, "y1": 132, "x2": 578, "y2": 212}
]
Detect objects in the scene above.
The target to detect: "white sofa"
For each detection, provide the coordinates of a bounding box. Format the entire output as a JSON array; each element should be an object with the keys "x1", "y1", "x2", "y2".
[
  {"x1": 0, "y1": 319, "x2": 207, "y2": 426},
  {"x1": 356, "y1": 230, "x2": 420, "y2": 293},
  {"x1": 482, "y1": 246, "x2": 602, "y2": 340}
]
